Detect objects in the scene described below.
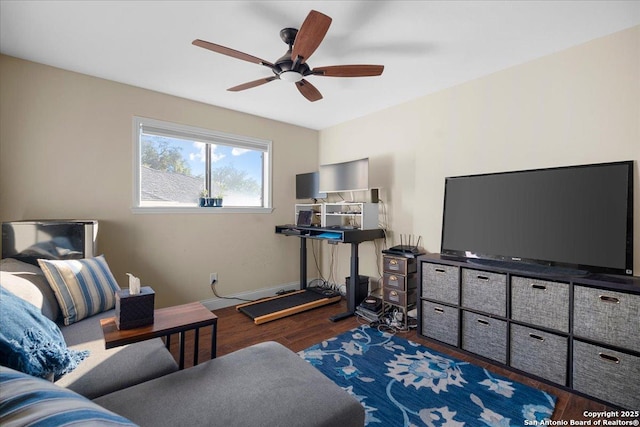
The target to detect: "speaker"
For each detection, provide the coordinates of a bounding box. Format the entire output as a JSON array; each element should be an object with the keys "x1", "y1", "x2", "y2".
[{"x1": 370, "y1": 188, "x2": 379, "y2": 203}]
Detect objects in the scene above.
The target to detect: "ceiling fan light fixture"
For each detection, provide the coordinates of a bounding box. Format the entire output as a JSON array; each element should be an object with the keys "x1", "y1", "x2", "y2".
[{"x1": 280, "y1": 70, "x2": 303, "y2": 83}]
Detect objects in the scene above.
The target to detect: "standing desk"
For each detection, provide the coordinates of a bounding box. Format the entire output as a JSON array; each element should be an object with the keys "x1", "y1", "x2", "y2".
[{"x1": 275, "y1": 225, "x2": 385, "y2": 321}]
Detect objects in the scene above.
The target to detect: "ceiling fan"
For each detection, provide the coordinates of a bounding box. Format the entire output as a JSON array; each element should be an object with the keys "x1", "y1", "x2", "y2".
[{"x1": 192, "y1": 10, "x2": 384, "y2": 102}]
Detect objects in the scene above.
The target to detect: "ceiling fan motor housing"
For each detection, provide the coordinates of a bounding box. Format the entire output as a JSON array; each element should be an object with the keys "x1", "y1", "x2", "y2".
[
  {"x1": 274, "y1": 28, "x2": 311, "y2": 82},
  {"x1": 274, "y1": 52, "x2": 310, "y2": 81}
]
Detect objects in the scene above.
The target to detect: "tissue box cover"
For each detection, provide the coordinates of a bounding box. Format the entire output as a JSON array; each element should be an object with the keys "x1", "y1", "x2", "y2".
[{"x1": 115, "y1": 286, "x2": 155, "y2": 330}]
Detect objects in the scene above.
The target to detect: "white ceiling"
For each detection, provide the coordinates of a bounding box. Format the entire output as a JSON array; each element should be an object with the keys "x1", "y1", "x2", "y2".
[{"x1": 1, "y1": 1, "x2": 639, "y2": 130}]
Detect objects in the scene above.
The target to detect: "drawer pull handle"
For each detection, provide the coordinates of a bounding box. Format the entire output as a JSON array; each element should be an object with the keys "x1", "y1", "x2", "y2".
[
  {"x1": 598, "y1": 353, "x2": 620, "y2": 364},
  {"x1": 477, "y1": 275, "x2": 489, "y2": 281},
  {"x1": 390, "y1": 259, "x2": 398, "y2": 265},
  {"x1": 599, "y1": 295, "x2": 620, "y2": 304},
  {"x1": 529, "y1": 333, "x2": 545, "y2": 342},
  {"x1": 435, "y1": 268, "x2": 445, "y2": 273},
  {"x1": 389, "y1": 275, "x2": 398, "y2": 282},
  {"x1": 434, "y1": 307, "x2": 444, "y2": 314},
  {"x1": 531, "y1": 284, "x2": 547, "y2": 290},
  {"x1": 390, "y1": 291, "x2": 398, "y2": 297},
  {"x1": 477, "y1": 319, "x2": 490, "y2": 326}
]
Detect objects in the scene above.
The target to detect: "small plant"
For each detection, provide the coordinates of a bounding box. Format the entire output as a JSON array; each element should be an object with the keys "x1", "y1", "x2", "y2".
[
  {"x1": 213, "y1": 182, "x2": 225, "y2": 207},
  {"x1": 199, "y1": 189, "x2": 209, "y2": 207},
  {"x1": 213, "y1": 182, "x2": 226, "y2": 198}
]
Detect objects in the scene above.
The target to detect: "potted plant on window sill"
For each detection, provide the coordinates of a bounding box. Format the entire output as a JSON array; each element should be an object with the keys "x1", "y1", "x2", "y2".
[
  {"x1": 199, "y1": 189, "x2": 214, "y2": 207},
  {"x1": 212, "y1": 193, "x2": 223, "y2": 207},
  {"x1": 212, "y1": 183, "x2": 225, "y2": 207}
]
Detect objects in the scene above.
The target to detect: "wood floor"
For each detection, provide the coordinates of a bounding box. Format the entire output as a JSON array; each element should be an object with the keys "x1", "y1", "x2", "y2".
[{"x1": 167, "y1": 300, "x2": 615, "y2": 423}]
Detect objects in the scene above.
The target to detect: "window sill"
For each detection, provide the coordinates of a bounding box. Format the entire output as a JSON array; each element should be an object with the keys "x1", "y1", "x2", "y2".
[{"x1": 131, "y1": 206, "x2": 274, "y2": 214}]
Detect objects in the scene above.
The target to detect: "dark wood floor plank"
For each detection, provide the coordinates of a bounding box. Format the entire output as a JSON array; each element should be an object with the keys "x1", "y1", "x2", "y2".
[{"x1": 165, "y1": 300, "x2": 616, "y2": 421}]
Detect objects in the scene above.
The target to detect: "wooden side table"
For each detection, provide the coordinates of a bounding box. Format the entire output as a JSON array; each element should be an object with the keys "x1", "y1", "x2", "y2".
[{"x1": 100, "y1": 302, "x2": 217, "y2": 369}]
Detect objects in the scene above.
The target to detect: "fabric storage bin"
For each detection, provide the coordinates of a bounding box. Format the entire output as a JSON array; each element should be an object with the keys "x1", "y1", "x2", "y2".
[
  {"x1": 383, "y1": 256, "x2": 416, "y2": 275},
  {"x1": 573, "y1": 340, "x2": 640, "y2": 409},
  {"x1": 461, "y1": 269, "x2": 506, "y2": 316},
  {"x1": 421, "y1": 301, "x2": 459, "y2": 346},
  {"x1": 574, "y1": 286, "x2": 640, "y2": 352},
  {"x1": 511, "y1": 277, "x2": 569, "y2": 332},
  {"x1": 461, "y1": 311, "x2": 507, "y2": 364},
  {"x1": 421, "y1": 263, "x2": 459, "y2": 305},
  {"x1": 510, "y1": 324, "x2": 567, "y2": 385}
]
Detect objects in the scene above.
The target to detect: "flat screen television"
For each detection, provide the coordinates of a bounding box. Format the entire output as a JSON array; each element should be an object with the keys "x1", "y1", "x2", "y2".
[
  {"x1": 440, "y1": 161, "x2": 634, "y2": 276},
  {"x1": 296, "y1": 172, "x2": 327, "y2": 200},
  {"x1": 319, "y1": 157, "x2": 369, "y2": 193},
  {"x1": 2, "y1": 220, "x2": 98, "y2": 266}
]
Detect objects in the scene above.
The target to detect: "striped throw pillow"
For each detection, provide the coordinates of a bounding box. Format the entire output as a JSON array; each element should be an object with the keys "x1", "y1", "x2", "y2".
[
  {"x1": 0, "y1": 366, "x2": 136, "y2": 426},
  {"x1": 38, "y1": 255, "x2": 121, "y2": 325}
]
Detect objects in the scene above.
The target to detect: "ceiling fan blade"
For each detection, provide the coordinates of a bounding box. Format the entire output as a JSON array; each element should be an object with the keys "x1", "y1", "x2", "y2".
[
  {"x1": 295, "y1": 79, "x2": 323, "y2": 102},
  {"x1": 228, "y1": 76, "x2": 277, "y2": 92},
  {"x1": 291, "y1": 10, "x2": 332, "y2": 64},
  {"x1": 192, "y1": 39, "x2": 275, "y2": 69},
  {"x1": 312, "y1": 65, "x2": 384, "y2": 77}
]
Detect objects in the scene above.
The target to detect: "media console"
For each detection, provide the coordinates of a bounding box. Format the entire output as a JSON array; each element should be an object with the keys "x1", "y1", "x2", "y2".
[{"x1": 418, "y1": 253, "x2": 640, "y2": 409}]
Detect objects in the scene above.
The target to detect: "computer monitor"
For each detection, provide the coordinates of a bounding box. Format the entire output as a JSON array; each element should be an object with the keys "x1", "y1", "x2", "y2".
[{"x1": 296, "y1": 172, "x2": 327, "y2": 200}]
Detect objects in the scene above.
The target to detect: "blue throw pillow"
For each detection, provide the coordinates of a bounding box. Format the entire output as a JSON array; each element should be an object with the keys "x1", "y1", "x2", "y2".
[
  {"x1": 0, "y1": 366, "x2": 137, "y2": 426},
  {"x1": 0, "y1": 287, "x2": 88, "y2": 379}
]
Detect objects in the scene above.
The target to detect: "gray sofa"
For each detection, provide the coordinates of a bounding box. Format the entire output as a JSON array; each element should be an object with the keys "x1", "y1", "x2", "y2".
[{"x1": 0, "y1": 258, "x2": 365, "y2": 427}]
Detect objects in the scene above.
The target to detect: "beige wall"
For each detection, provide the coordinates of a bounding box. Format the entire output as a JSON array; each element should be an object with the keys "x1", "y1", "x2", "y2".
[
  {"x1": 0, "y1": 55, "x2": 319, "y2": 308},
  {"x1": 319, "y1": 26, "x2": 640, "y2": 286}
]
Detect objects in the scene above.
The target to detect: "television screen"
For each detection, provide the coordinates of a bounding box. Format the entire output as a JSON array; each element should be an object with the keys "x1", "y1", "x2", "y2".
[
  {"x1": 319, "y1": 158, "x2": 369, "y2": 193},
  {"x1": 2, "y1": 220, "x2": 98, "y2": 266},
  {"x1": 296, "y1": 172, "x2": 327, "y2": 200},
  {"x1": 440, "y1": 161, "x2": 634, "y2": 276}
]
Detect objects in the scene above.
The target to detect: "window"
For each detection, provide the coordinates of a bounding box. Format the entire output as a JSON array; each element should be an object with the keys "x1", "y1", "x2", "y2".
[{"x1": 133, "y1": 117, "x2": 272, "y2": 213}]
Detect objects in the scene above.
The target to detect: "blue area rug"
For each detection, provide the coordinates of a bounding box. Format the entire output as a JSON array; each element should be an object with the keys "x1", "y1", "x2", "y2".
[{"x1": 299, "y1": 325, "x2": 556, "y2": 427}]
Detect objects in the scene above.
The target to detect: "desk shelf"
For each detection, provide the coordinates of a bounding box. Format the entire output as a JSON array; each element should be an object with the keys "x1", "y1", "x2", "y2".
[
  {"x1": 294, "y1": 203, "x2": 379, "y2": 229},
  {"x1": 323, "y1": 203, "x2": 378, "y2": 229},
  {"x1": 275, "y1": 225, "x2": 383, "y2": 244}
]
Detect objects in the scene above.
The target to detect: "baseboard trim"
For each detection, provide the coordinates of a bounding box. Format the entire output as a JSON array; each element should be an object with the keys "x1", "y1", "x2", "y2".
[{"x1": 200, "y1": 281, "x2": 301, "y2": 311}]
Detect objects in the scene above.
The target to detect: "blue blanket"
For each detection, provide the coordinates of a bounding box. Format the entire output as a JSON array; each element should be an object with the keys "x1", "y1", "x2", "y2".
[{"x1": 0, "y1": 287, "x2": 88, "y2": 378}]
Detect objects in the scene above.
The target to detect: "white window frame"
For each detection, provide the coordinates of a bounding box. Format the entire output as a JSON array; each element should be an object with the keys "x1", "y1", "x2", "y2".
[{"x1": 132, "y1": 116, "x2": 273, "y2": 214}]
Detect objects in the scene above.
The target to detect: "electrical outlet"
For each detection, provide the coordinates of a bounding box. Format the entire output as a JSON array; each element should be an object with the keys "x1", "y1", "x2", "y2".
[{"x1": 210, "y1": 273, "x2": 218, "y2": 285}]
